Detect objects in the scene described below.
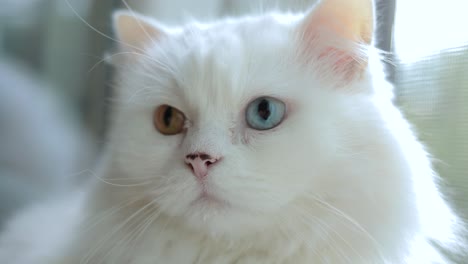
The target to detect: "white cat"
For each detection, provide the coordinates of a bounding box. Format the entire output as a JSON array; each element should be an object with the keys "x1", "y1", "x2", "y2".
[{"x1": 0, "y1": 0, "x2": 464, "y2": 263}]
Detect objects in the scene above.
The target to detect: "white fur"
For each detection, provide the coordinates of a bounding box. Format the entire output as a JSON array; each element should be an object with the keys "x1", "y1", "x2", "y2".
[{"x1": 0, "y1": 3, "x2": 464, "y2": 264}]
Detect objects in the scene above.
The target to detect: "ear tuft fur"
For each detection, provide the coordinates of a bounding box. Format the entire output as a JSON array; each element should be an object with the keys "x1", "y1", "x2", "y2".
[
  {"x1": 298, "y1": 0, "x2": 374, "y2": 82},
  {"x1": 113, "y1": 10, "x2": 165, "y2": 52}
]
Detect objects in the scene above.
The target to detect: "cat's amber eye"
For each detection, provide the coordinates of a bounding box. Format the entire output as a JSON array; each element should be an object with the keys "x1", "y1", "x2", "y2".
[{"x1": 153, "y1": 105, "x2": 186, "y2": 135}]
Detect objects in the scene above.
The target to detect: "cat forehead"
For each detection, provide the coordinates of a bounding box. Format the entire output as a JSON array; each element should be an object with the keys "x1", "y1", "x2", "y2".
[
  {"x1": 139, "y1": 13, "x2": 302, "y2": 104},
  {"x1": 181, "y1": 12, "x2": 301, "y2": 39},
  {"x1": 157, "y1": 13, "x2": 300, "y2": 62}
]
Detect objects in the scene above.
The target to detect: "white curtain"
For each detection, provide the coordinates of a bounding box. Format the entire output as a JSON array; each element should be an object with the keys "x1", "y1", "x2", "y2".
[{"x1": 394, "y1": 0, "x2": 468, "y2": 224}]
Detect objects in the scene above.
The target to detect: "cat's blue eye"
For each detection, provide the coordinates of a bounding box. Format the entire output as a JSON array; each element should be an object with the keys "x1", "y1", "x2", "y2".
[{"x1": 246, "y1": 97, "x2": 286, "y2": 130}]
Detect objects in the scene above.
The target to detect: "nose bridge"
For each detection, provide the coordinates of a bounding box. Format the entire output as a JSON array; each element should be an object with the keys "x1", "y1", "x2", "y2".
[{"x1": 184, "y1": 123, "x2": 228, "y2": 157}]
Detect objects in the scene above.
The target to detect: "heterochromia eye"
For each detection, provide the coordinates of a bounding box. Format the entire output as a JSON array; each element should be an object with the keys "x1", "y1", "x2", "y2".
[
  {"x1": 246, "y1": 97, "x2": 286, "y2": 130},
  {"x1": 153, "y1": 105, "x2": 185, "y2": 135}
]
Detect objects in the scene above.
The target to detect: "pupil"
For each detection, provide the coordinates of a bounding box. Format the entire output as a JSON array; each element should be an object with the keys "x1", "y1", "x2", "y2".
[
  {"x1": 163, "y1": 107, "x2": 172, "y2": 127},
  {"x1": 257, "y1": 99, "x2": 271, "y2": 121}
]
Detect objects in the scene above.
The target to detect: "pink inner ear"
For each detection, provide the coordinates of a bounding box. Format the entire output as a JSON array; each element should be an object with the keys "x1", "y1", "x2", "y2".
[
  {"x1": 300, "y1": 27, "x2": 356, "y2": 78},
  {"x1": 299, "y1": 12, "x2": 370, "y2": 83},
  {"x1": 319, "y1": 47, "x2": 354, "y2": 70},
  {"x1": 317, "y1": 47, "x2": 361, "y2": 82}
]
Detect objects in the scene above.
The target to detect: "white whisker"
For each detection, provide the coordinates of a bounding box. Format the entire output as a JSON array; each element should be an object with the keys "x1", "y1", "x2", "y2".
[
  {"x1": 121, "y1": 0, "x2": 159, "y2": 47},
  {"x1": 65, "y1": 0, "x2": 146, "y2": 53},
  {"x1": 81, "y1": 200, "x2": 156, "y2": 264}
]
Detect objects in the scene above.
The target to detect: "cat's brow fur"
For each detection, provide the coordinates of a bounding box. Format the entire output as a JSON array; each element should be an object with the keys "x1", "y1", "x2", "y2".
[{"x1": 0, "y1": 0, "x2": 465, "y2": 263}]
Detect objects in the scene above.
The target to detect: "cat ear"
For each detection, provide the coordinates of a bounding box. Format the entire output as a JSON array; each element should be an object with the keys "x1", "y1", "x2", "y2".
[
  {"x1": 113, "y1": 10, "x2": 166, "y2": 53},
  {"x1": 298, "y1": 0, "x2": 374, "y2": 81}
]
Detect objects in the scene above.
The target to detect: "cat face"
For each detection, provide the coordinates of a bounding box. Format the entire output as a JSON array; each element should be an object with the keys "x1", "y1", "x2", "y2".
[{"x1": 109, "y1": 0, "x2": 384, "y2": 237}]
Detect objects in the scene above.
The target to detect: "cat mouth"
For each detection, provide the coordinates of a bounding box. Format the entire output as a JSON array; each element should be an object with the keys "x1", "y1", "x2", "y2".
[{"x1": 192, "y1": 190, "x2": 228, "y2": 208}]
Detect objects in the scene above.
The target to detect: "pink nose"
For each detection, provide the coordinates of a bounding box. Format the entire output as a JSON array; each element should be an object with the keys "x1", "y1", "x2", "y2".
[{"x1": 185, "y1": 153, "x2": 219, "y2": 180}]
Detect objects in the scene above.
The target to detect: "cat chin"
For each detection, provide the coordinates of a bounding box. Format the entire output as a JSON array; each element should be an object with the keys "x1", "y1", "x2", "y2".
[
  {"x1": 159, "y1": 192, "x2": 275, "y2": 239},
  {"x1": 182, "y1": 210, "x2": 275, "y2": 239}
]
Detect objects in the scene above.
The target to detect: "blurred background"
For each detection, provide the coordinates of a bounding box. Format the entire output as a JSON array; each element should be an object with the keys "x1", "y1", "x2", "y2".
[{"x1": 0, "y1": 0, "x2": 467, "y2": 258}]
